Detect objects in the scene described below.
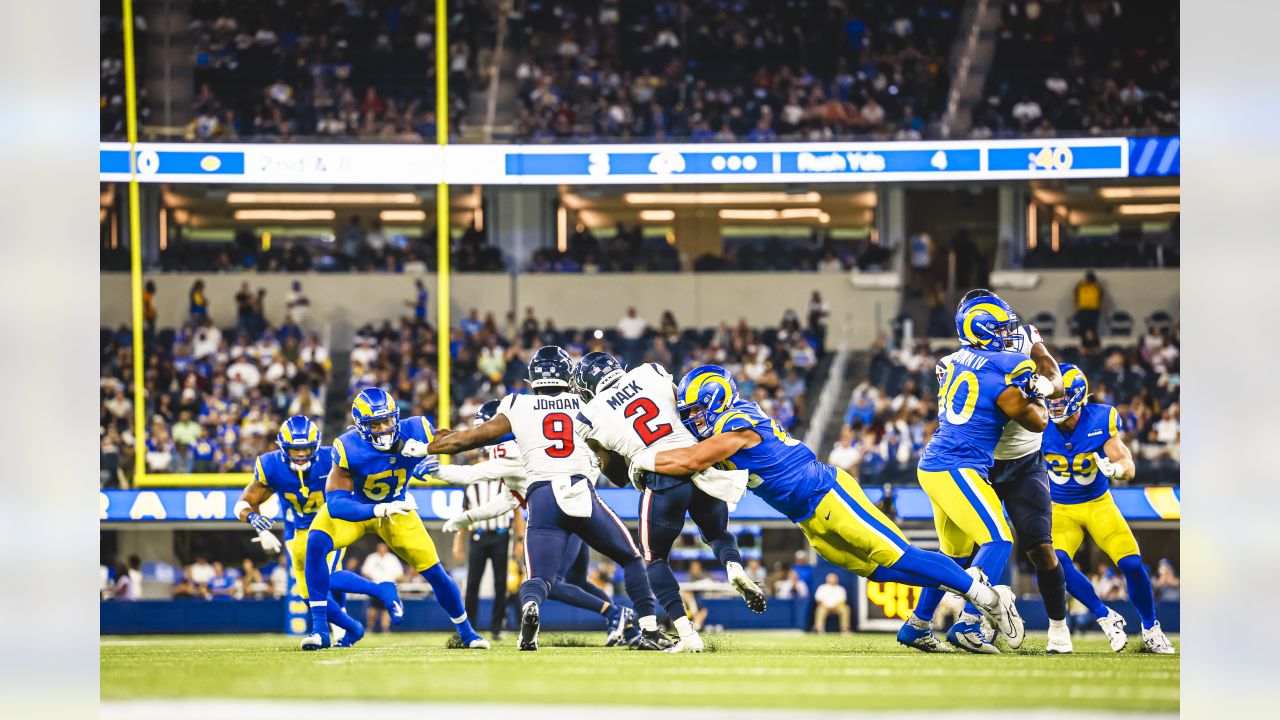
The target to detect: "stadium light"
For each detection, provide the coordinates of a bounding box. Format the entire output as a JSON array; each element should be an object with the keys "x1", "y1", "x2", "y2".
[
  {"x1": 232, "y1": 209, "x2": 337, "y2": 221},
  {"x1": 380, "y1": 209, "x2": 428, "y2": 222},
  {"x1": 1098, "y1": 186, "x2": 1180, "y2": 199},
  {"x1": 1116, "y1": 203, "x2": 1181, "y2": 215},
  {"x1": 638, "y1": 210, "x2": 676, "y2": 222},
  {"x1": 226, "y1": 192, "x2": 422, "y2": 205},
  {"x1": 627, "y1": 192, "x2": 822, "y2": 205}
]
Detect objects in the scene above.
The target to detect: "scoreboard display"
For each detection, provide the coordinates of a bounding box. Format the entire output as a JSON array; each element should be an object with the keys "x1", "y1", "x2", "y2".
[{"x1": 856, "y1": 578, "x2": 928, "y2": 632}]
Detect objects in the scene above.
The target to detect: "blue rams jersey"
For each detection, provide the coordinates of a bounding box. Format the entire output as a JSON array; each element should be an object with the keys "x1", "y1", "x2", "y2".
[
  {"x1": 713, "y1": 401, "x2": 835, "y2": 522},
  {"x1": 1042, "y1": 404, "x2": 1121, "y2": 505},
  {"x1": 332, "y1": 416, "x2": 435, "y2": 504},
  {"x1": 253, "y1": 449, "x2": 334, "y2": 531},
  {"x1": 919, "y1": 346, "x2": 1036, "y2": 477}
]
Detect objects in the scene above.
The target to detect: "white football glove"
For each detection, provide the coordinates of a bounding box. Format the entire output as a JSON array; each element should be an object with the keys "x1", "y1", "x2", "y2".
[
  {"x1": 442, "y1": 513, "x2": 473, "y2": 533},
  {"x1": 1094, "y1": 453, "x2": 1122, "y2": 479},
  {"x1": 1026, "y1": 373, "x2": 1055, "y2": 399},
  {"x1": 400, "y1": 439, "x2": 433, "y2": 457},
  {"x1": 374, "y1": 497, "x2": 418, "y2": 518},
  {"x1": 252, "y1": 530, "x2": 282, "y2": 554}
]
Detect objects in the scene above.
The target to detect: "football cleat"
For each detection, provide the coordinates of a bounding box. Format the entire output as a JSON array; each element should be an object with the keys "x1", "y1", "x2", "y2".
[
  {"x1": 633, "y1": 629, "x2": 674, "y2": 651},
  {"x1": 946, "y1": 620, "x2": 1000, "y2": 654},
  {"x1": 300, "y1": 632, "x2": 330, "y2": 651},
  {"x1": 897, "y1": 620, "x2": 955, "y2": 653},
  {"x1": 664, "y1": 633, "x2": 705, "y2": 653},
  {"x1": 726, "y1": 562, "x2": 767, "y2": 614},
  {"x1": 605, "y1": 606, "x2": 633, "y2": 647},
  {"x1": 1046, "y1": 623, "x2": 1073, "y2": 654},
  {"x1": 462, "y1": 635, "x2": 492, "y2": 650},
  {"x1": 967, "y1": 568, "x2": 1025, "y2": 649},
  {"x1": 378, "y1": 582, "x2": 405, "y2": 625},
  {"x1": 1098, "y1": 608, "x2": 1129, "y2": 652},
  {"x1": 1141, "y1": 622, "x2": 1176, "y2": 654},
  {"x1": 519, "y1": 601, "x2": 541, "y2": 651},
  {"x1": 334, "y1": 619, "x2": 365, "y2": 648}
]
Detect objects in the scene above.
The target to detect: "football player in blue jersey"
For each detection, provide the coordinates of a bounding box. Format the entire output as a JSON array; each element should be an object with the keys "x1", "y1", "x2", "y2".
[
  {"x1": 235, "y1": 416, "x2": 404, "y2": 648},
  {"x1": 1044, "y1": 364, "x2": 1175, "y2": 654},
  {"x1": 300, "y1": 388, "x2": 489, "y2": 650},
  {"x1": 897, "y1": 294, "x2": 1049, "y2": 653},
  {"x1": 627, "y1": 365, "x2": 1025, "y2": 646}
]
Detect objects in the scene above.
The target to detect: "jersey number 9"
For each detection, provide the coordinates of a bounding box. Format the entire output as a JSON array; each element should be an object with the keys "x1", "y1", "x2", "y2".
[{"x1": 542, "y1": 413, "x2": 575, "y2": 458}]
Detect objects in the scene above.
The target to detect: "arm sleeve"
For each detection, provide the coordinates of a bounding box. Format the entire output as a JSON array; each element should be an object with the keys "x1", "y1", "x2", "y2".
[
  {"x1": 434, "y1": 459, "x2": 517, "y2": 485},
  {"x1": 1024, "y1": 324, "x2": 1043, "y2": 346},
  {"x1": 462, "y1": 486, "x2": 521, "y2": 524},
  {"x1": 332, "y1": 440, "x2": 349, "y2": 470},
  {"x1": 324, "y1": 490, "x2": 377, "y2": 521},
  {"x1": 253, "y1": 457, "x2": 269, "y2": 487},
  {"x1": 1108, "y1": 407, "x2": 1121, "y2": 437}
]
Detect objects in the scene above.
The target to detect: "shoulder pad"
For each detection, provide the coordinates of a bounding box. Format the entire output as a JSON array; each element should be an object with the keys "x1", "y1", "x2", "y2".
[
  {"x1": 713, "y1": 410, "x2": 758, "y2": 435},
  {"x1": 332, "y1": 437, "x2": 351, "y2": 469},
  {"x1": 497, "y1": 394, "x2": 518, "y2": 414},
  {"x1": 1001, "y1": 355, "x2": 1037, "y2": 386},
  {"x1": 400, "y1": 416, "x2": 434, "y2": 442}
]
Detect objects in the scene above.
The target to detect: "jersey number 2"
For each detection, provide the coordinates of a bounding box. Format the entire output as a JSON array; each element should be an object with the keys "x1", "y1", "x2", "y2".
[
  {"x1": 625, "y1": 397, "x2": 673, "y2": 446},
  {"x1": 542, "y1": 413, "x2": 575, "y2": 458}
]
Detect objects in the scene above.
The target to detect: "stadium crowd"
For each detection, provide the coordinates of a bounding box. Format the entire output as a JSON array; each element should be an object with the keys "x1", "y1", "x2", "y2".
[
  {"x1": 99, "y1": 280, "x2": 332, "y2": 486},
  {"x1": 972, "y1": 0, "x2": 1178, "y2": 138},
  {"x1": 828, "y1": 320, "x2": 1180, "y2": 486},
  {"x1": 512, "y1": 0, "x2": 959, "y2": 141}
]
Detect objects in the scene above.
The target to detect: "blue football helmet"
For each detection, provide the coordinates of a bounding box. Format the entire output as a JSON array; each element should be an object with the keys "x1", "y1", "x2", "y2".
[
  {"x1": 572, "y1": 352, "x2": 626, "y2": 400},
  {"x1": 277, "y1": 415, "x2": 321, "y2": 471},
  {"x1": 676, "y1": 365, "x2": 740, "y2": 439},
  {"x1": 1048, "y1": 363, "x2": 1089, "y2": 423},
  {"x1": 475, "y1": 399, "x2": 500, "y2": 425},
  {"x1": 528, "y1": 345, "x2": 573, "y2": 389},
  {"x1": 955, "y1": 291, "x2": 1019, "y2": 351},
  {"x1": 352, "y1": 387, "x2": 400, "y2": 451}
]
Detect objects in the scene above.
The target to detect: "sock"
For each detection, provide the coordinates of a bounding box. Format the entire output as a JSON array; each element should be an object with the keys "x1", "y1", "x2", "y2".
[
  {"x1": 421, "y1": 563, "x2": 478, "y2": 639},
  {"x1": 548, "y1": 580, "x2": 614, "y2": 614},
  {"x1": 619, "y1": 557, "x2": 657, "y2": 617},
  {"x1": 1117, "y1": 555, "x2": 1158, "y2": 630},
  {"x1": 1049, "y1": 618, "x2": 1067, "y2": 631},
  {"x1": 960, "y1": 540, "x2": 1013, "y2": 616},
  {"x1": 644, "y1": 557, "x2": 686, "y2": 620},
  {"x1": 1035, "y1": 560, "x2": 1068, "y2": 622},
  {"x1": 579, "y1": 581, "x2": 613, "y2": 606},
  {"x1": 708, "y1": 534, "x2": 742, "y2": 567},
  {"x1": 638, "y1": 614, "x2": 658, "y2": 632},
  {"x1": 673, "y1": 615, "x2": 696, "y2": 638},
  {"x1": 326, "y1": 592, "x2": 362, "y2": 635},
  {"x1": 330, "y1": 569, "x2": 385, "y2": 600},
  {"x1": 886, "y1": 548, "x2": 969, "y2": 622},
  {"x1": 869, "y1": 565, "x2": 943, "y2": 587},
  {"x1": 519, "y1": 577, "x2": 549, "y2": 610},
  {"x1": 303, "y1": 531, "x2": 336, "y2": 633},
  {"x1": 1057, "y1": 550, "x2": 1110, "y2": 620}
]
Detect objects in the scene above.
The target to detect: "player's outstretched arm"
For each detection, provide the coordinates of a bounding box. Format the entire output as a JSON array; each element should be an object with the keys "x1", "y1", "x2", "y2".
[
  {"x1": 1029, "y1": 342, "x2": 1065, "y2": 399},
  {"x1": 997, "y1": 386, "x2": 1049, "y2": 433},
  {"x1": 1099, "y1": 435, "x2": 1137, "y2": 482},
  {"x1": 428, "y1": 415, "x2": 513, "y2": 455},
  {"x1": 636, "y1": 430, "x2": 756, "y2": 475},
  {"x1": 234, "y1": 480, "x2": 273, "y2": 522}
]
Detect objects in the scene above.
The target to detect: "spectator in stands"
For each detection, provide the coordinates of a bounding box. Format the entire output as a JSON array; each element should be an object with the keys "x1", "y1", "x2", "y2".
[
  {"x1": 1092, "y1": 563, "x2": 1125, "y2": 602},
  {"x1": 240, "y1": 559, "x2": 267, "y2": 599},
  {"x1": 285, "y1": 280, "x2": 310, "y2": 326},
  {"x1": 362, "y1": 543, "x2": 406, "y2": 632},
  {"x1": 1073, "y1": 270, "x2": 1104, "y2": 339},
  {"x1": 1154, "y1": 559, "x2": 1180, "y2": 602},
  {"x1": 1149, "y1": 407, "x2": 1181, "y2": 462},
  {"x1": 813, "y1": 573, "x2": 851, "y2": 634},
  {"x1": 207, "y1": 562, "x2": 238, "y2": 600},
  {"x1": 144, "y1": 417, "x2": 174, "y2": 473},
  {"x1": 100, "y1": 424, "x2": 125, "y2": 488},
  {"x1": 188, "y1": 279, "x2": 208, "y2": 321},
  {"x1": 188, "y1": 556, "x2": 215, "y2": 592},
  {"x1": 827, "y1": 425, "x2": 860, "y2": 475},
  {"x1": 112, "y1": 556, "x2": 142, "y2": 600},
  {"x1": 172, "y1": 568, "x2": 205, "y2": 600},
  {"x1": 774, "y1": 567, "x2": 810, "y2": 600},
  {"x1": 618, "y1": 307, "x2": 648, "y2": 342},
  {"x1": 746, "y1": 558, "x2": 768, "y2": 592}
]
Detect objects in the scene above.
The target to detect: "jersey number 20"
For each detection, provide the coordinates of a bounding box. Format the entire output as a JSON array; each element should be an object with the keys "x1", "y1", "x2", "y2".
[
  {"x1": 625, "y1": 397, "x2": 673, "y2": 446},
  {"x1": 937, "y1": 364, "x2": 980, "y2": 425},
  {"x1": 542, "y1": 413, "x2": 575, "y2": 458}
]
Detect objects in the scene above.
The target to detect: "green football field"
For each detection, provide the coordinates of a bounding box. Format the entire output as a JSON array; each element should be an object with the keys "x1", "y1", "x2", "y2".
[{"x1": 101, "y1": 631, "x2": 1178, "y2": 715}]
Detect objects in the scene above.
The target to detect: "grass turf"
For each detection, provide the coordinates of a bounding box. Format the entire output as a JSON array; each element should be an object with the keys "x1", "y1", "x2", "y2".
[{"x1": 101, "y1": 631, "x2": 1178, "y2": 712}]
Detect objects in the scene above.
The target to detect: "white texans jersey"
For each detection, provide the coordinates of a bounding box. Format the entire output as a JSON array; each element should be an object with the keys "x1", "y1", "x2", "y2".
[
  {"x1": 941, "y1": 323, "x2": 1046, "y2": 461},
  {"x1": 576, "y1": 362, "x2": 697, "y2": 467},
  {"x1": 433, "y1": 438, "x2": 533, "y2": 498},
  {"x1": 495, "y1": 391, "x2": 597, "y2": 483}
]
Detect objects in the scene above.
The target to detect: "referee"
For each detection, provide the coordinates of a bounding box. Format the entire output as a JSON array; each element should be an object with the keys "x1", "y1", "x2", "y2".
[{"x1": 453, "y1": 478, "x2": 522, "y2": 640}]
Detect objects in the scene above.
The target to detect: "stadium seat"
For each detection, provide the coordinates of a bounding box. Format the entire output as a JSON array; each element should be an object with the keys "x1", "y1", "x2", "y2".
[
  {"x1": 1146, "y1": 310, "x2": 1174, "y2": 333},
  {"x1": 1108, "y1": 311, "x2": 1135, "y2": 337},
  {"x1": 1030, "y1": 311, "x2": 1057, "y2": 339}
]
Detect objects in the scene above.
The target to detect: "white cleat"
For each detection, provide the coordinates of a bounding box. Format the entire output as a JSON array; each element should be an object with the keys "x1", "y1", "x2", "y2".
[
  {"x1": 1046, "y1": 623, "x2": 1074, "y2": 654},
  {"x1": 967, "y1": 568, "x2": 1025, "y2": 649},
  {"x1": 725, "y1": 561, "x2": 767, "y2": 613},
  {"x1": 1098, "y1": 608, "x2": 1129, "y2": 652},
  {"x1": 664, "y1": 633, "x2": 705, "y2": 653},
  {"x1": 299, "y1": 633, "x2": 330, "y2": 651},
  {"x1": 464, "y1": 637, "x2": 492, "y2": 650},
  {"x1": 1141, "y1": 622, "x2": 1176, "y2": 654}
]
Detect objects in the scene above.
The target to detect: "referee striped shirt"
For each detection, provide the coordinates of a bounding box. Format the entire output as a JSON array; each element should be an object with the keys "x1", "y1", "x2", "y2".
[{"x1": 464, "y1": 479, "x2": 513, "y2": 532}]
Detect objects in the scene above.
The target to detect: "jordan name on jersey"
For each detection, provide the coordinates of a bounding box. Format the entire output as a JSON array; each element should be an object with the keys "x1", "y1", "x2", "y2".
[{"x1": 497, "y1": 392, "x2": 596, "y2": 483}]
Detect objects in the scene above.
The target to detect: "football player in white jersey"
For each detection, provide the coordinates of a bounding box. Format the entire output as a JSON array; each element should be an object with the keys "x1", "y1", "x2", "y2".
[
  {"x1": 427, "y1": 399, "x2": 637, "y2": 645},
  {"x1": 571, "y1": 352, "x2": 767, "y2": 653},
  {"x1": 428, "y1": 346, "x2": 668, "y2": 651},
  {"x1": 899, "y1": 288, "x2": 1076, "y2": 654}
]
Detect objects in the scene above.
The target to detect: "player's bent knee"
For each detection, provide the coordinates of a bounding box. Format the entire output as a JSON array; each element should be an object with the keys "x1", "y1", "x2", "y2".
[{"x1": 1026, "y1": 543, "x2": 1058, "y2": 569}]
